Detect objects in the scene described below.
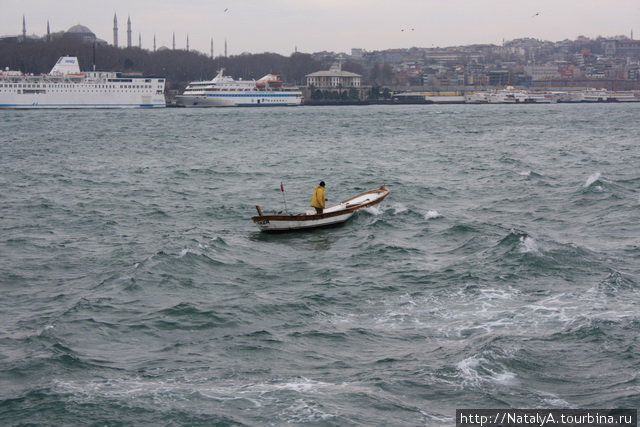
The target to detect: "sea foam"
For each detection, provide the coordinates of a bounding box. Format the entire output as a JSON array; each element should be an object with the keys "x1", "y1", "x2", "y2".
[
  {"x1": 424, "y1": 210, "x2": 440, "y2": 220},
  {"x1": 363, "y1": 206, "x2": 382, "y2": 215},
  {"x1": 518, "y1": 235, "x2": 540, "y2": 254},
  {"x1": 456, "y1": 355, "x2": 517, "y2": 387}
]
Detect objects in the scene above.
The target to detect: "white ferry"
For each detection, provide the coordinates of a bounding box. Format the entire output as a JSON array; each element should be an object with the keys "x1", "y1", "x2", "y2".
[
  {"x1": 466, "y1": 88, "x2": 558, "y2": 104},
  {"x1": 423, "y1": 92, "x2": 466, "y2": 104},
  {"x1": 465, "y1": 92, "x2": 489, "y2": 104},
  {"x1": 581, "y1": 88, "x2": 609, "y2": 102},
  {"x1": 487, "y1": 87, "x2": 529, "y2": 103},
  {"x1": 523, "y1": 91, "x2": 558, "y2": 103},
  {"x1": 176, "y1": 69, "x2": 303, "y2": 107},
  {"x1": 557, "y1": 89, "x2": 640, "y2": 103},
  {"x1": 605, "y1": 91, "x2": 640, "y2": 102},
  {"x1": 0, "y1": 56, "x2": 166, "y2": 108}
]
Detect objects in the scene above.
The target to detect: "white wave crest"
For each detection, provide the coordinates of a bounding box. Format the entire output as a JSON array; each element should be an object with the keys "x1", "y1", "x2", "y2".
[
  {"x1": 518, "y1": 236, "x2": 540, "y2": 254},
  {"x1": 250, "y1": 377, "x2": 332, "y2": 393},
  {"x1": 363, "y1": 206, "x2": 382, "y2": 215},
  {"x1": 179, "y1": 247, "x2": 205, "y2": 257},
  {"x1": 424, "y1": 210, "x2": 440, "y2": 220},
  {"x1": 456, "y1": 356, "x2": 481, "y2": 381},
  {"x1": 456, "y1": 355, "x2": 517, "y2": 387},
  {"x1": 518, "y1": 170, "x2": 531, "y2": 176},
  {"x1": 584, "y1": 172, "x2": 601, "y2": 188},
  {"x1": 391, "y1": 203, "x2": 408, "y2": 214},
  {"x1": 538, "y1": 391, "x2": 572, "y2": 407}
]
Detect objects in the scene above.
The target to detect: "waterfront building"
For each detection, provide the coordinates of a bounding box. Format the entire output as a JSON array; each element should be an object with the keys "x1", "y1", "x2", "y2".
[
  {"x1": 305, "y1": 63, "x2": 365, "y2": 101},
  {"x1": 306, "y1": 63, "x2": 361, "y2": 88}
]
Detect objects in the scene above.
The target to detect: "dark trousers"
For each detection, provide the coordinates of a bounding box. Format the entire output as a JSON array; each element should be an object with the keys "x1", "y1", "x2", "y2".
[{"x1": 314, "y1": 207, "x2": 323, "y2": 214}]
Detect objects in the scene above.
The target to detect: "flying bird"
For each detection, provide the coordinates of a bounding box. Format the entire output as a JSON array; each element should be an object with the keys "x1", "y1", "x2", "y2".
[
  {"x1": 532, "y1": 12, "x2": 540, "y2": 17},
  {"x1": 224, "y1": 8, "x2": 228, "y2": 12}
]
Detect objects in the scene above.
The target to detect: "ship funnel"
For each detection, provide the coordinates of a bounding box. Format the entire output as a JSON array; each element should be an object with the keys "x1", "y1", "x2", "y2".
[{"x1": 50, "y1": 57, "x2": 81, "y2": 75}]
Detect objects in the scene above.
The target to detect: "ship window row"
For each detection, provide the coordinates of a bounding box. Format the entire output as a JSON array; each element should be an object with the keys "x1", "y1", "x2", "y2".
[
  {"x1": 188, "y1": 88, "x2": 272, "y2": 92},
  {"x1": 0, "y1": 86, "x2": 155, "y2": 90},
  {"x1": 208, "y1": 94, "x2": 294, "y2": 98},
  {"x1": 0, "y1": 88, "x2": 162, "y2": 94},
  {"x1": 0, "y1": 83, "x2": 164, "y2": 89},
  {"x1": 0, "y1": 83, "x2": 158, "y2": 89}
]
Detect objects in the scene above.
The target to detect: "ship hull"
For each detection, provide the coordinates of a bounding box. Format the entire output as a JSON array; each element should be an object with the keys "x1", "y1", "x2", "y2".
[
  {"x1": 0, "y1": 92, "x2": 165, "y2": 109},
  {"x1": 176, "y1": 92, "x2": 302, "y2": 107}
]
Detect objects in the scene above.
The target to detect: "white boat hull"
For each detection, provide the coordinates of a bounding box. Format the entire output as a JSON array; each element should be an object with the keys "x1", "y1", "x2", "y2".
[
  {"x1": 0, "y1": 91, "x2": 165, "y2": 108},
  {"x1": 176, "y1": 92, "x2": 302, "y2": 107},
  {"x1": 465, "y1": 93, "x2": 489, "y2": 103},
  {"x1": 608, "y1": 92, "x2": 640, "y2": 102},
  {"x1": 254, "y1": 211, "x2": 355, "y2": 232},
  {"x1": 424, "y1": 95, "x2": 465, "y2": 104}
]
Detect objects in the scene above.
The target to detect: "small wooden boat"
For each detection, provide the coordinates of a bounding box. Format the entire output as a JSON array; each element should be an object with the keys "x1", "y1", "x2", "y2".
[{"x1": 252, "y1": 185, "x2": 390, "y2": 232}]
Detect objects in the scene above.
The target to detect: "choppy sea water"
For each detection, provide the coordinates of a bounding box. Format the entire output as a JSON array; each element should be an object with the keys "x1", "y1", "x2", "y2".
[{"x1": 1, "y1": 104, "x2": 639, "y2": 426}]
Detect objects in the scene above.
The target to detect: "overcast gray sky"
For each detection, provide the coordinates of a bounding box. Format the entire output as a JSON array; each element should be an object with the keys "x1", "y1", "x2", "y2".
[{"x1": 3, "y1": 0, "x2": 639, "y2": 56}]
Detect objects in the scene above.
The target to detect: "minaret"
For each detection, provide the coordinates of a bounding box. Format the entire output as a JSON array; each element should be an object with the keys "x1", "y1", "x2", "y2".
[
  {"x1": 113, "y1": 13, "x2": 118, "y2": 47},
  {"x1": 46, "y1": 20, "x2": 51, "y2": 42},
  {"x1": 210, "y1": 38, "x2": 214, "y2": 58},
  {"x1": 172, "y1": 32, "x2": 175, "y2": 50},
  {"x1": 186, "y1": 34, "x2": 189, "y2": 51},
  {"x1": 224, "y1": 39, "x2": 227, "y2": 57},
  {"x1": 22, "y1": 15, "x2": 26, "y2": 41},
  {"x1": 139, "y1": 33, "x2": 141, "y2": 49},
  {"x1": 153, "y1": 34, "x2": 156, "y2": 52},
  {"x1": 127, "y1": 16, "x2": 132, "y2": 48}
]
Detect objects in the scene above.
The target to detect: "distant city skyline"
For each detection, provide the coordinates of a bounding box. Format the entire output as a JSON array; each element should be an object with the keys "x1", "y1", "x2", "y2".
[{"x1": 2, "y1": 0, "x2": 639, "y2": 56}]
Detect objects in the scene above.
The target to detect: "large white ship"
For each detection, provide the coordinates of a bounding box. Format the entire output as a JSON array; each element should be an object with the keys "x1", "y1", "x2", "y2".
[
  {"x1": 0, "y1": 56, "x2": 166, "y2": 108},
  {"x1": 176, "y1": 69, "x2": 303, "y2": 107}
]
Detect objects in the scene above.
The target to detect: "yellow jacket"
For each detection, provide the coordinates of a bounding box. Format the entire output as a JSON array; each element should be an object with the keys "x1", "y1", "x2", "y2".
[{"x1": 310, "y1": 185, "x2": 326, "y2": 208}]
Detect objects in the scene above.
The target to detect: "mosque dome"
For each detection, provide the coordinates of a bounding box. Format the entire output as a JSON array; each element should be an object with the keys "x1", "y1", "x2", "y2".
[
  {"x1": 64, "y1": 24, "x2": 96, "y2": 43},
  {"x1": 67, "y1": 24, "x2": 94, "y2": 35}
]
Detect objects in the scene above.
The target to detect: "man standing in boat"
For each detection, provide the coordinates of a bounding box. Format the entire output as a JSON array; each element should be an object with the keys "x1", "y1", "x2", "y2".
[{"x1": 310, "y1": 181, "x2": 327, "y2": 214}]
